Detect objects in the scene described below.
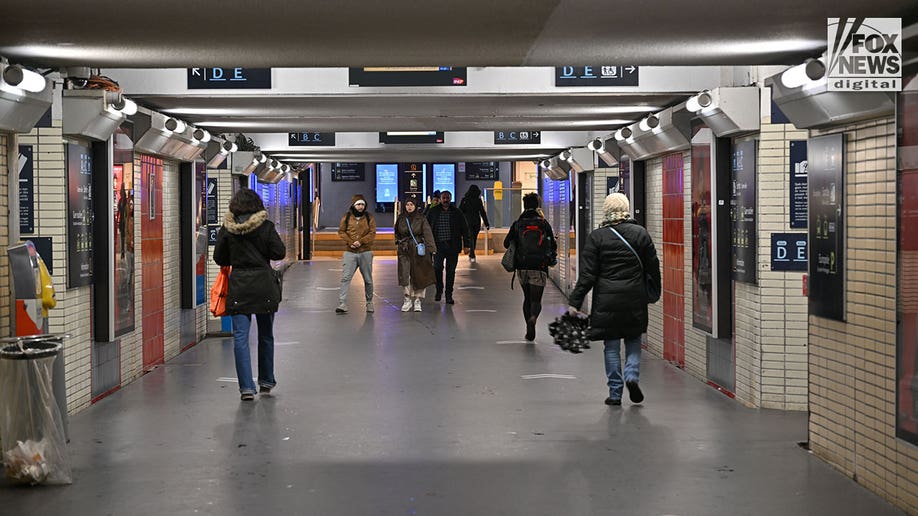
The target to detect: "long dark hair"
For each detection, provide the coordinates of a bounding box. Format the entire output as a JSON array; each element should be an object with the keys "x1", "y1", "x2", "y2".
[
  {"x1": 464, "y1": 184, "x2": 481, "y2": 198},
  {"x1": 228, "y1": 188, "x2": 265, "y2": 215}
]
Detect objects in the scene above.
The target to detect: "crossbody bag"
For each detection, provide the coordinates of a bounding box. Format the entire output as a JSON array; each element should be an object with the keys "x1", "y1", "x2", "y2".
[{"x1": 608, "y1": 226, "x2": 660, "y2": 303}]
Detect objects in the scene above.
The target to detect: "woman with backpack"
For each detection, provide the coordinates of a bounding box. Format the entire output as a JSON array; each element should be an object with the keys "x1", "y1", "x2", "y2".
[
  {"x1": 504, "y1": 193, "x2": 557, "y2": 341},
  {"x1": 213, "y1": 189, "x2": 287, "y2": 401},
  {"x1": 394, "y1": 196, "x2": 438, "y2": 312},
  {"x1": 567, "y1": 193, "x2": 661, "y2": 406},
  {"x1": 458, "y1": 184, "x2": 490, "y2": 263}
]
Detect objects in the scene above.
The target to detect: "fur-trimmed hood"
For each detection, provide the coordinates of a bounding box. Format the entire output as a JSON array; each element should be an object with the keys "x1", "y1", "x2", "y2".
[{"x1": 223, "y1": 210, "x2": 268, "y2": 235}]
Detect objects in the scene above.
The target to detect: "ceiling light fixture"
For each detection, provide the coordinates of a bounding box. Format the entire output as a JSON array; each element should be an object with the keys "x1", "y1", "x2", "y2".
[
  {"x1": 164, "y1": 118, "x2": 186, "y2": 134},
  {"x1": 685, "y1": 91, "x2": 714, "y2": 113},
  {"x1": 1, "y1": 64, "x2": 46, "y2": 93},
  {"x1": 192, "y1": 128, "x2": 212, "y2": 143},
  {"x1": 110, "y1": 95, "x2": 138, "y2": 115},
  {"x1": 220, "y1": 140, "x2": 238, "y2": 154},
  {"x1": 613, "y1": 127, "x2": 633, "y2": 141},
  {"x1": 639, "y1": 115, "x2": 659, "y2": 132},
  {"x1": 780, "y1": 58, "x2": 826, "y2": 89},
  {"x1": 588, "y1": 137, "x2": 618, "y2": 167}
]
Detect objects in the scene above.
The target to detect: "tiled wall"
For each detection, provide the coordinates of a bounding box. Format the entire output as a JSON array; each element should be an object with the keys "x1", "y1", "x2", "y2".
[
  {"x1": 662, "y1": 153, "x2": 686, "y2": 366},
  {"x1": 162, "y1": 161, "x2": 181, "y2": 361},
  {"x1": 807, "y1": 117, "x2": 918, "y2": 513},
  {"x1": 645, "y1": 157, "x2": 664, "y2": 358},
  {"x1": 205, "y1": 165, "x2": 234, "y2": 328},
  {"x1": 0, "y1": 133, "x2": 9, "y2": 339}
]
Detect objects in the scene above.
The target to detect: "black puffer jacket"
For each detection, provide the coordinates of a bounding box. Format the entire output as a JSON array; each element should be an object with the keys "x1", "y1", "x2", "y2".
[
  {"x1": 213, "y1": 210, "x2": 287, "y2": 315},
  {"x1": 568, "y1": 220, "x2": 661, "y2": 340}
]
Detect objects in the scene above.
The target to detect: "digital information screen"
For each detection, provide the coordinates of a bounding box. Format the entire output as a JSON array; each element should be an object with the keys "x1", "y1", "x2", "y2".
[
  {"x1": 349, "y1": 67, "x2": 467, "y2": 87},
  {"x1": 376, "y1": 164, "x2": 398, "y2": 203},
  {"x1": 432, "y1": 164, "x2": 456, "y2": 196},
  {"x1": 379, "y1": 131, "x2": 445, "y2": 144}
]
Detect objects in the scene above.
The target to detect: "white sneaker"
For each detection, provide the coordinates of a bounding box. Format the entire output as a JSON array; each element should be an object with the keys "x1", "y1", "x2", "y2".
[
  {"x1": 413, "y1": 298, "x2": 423, "y2": 312},
  {"x1": 401, "y1": 297, "x2": 412, "y2": 312},
  {"x1": 470, "y1": 257, "x2": 476, "y2": 263},
  {"x1": 366, "y1": 302, "x2": 375, "y2": 313}
]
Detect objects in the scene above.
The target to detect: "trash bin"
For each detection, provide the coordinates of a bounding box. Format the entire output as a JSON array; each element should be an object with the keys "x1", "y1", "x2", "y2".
[{"x1": 0, "y1": 336, "x2": 72, "y2": 485}]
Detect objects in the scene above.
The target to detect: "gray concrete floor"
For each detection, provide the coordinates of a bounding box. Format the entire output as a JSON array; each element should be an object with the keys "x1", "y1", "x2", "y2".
[{"x1": 0, "y1": 257, "x2": 904, "y2": 515}]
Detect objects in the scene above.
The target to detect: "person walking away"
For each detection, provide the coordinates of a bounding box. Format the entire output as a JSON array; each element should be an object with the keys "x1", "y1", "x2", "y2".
[
  {"x1": 394, "y1": 196, "x2": 438, "y2": 312},
  {"x1": 567, "y1": 193, "x2": 661, "y2": 406},
  {"x1": 504, "y1": 193, "x2": 557, "y2": 341},
  {"x1": 336, "y1": 194, "x2": 377, "y2": 313},
  {"x1": 426, "y1": 190, "x2": 469, "y2": 304},
  {"x1": 214, "y1": 188, "x2": 287, "y2": 401},
  {"x1": 459, "y1": 184, "x2": 491, "y2": 263}
]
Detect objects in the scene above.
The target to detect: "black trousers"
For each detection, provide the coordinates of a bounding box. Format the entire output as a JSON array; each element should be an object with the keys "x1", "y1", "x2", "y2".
[
  {"x1": 521, "y1": 282, "x2": 545, "y2": 322},
  {"x1": 433, "y1": 251, "x2": 459, "y2": 296},
  {"x1": 468, "y1": 228, "x2": 481, "y2": 258}
]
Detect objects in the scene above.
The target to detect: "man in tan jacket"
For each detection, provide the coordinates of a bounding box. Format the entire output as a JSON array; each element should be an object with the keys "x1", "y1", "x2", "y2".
[{"x1": 336, "y1": 194, "x2": 377, "y2": 313}]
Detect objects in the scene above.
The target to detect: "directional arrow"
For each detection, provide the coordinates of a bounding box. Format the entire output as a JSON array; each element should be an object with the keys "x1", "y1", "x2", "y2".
[
  {"x1": 625, "y1": 66, "x2": 637, "y2": 74},
  {"x1": 191, "y1": 68, "x2": 203, "y2": 77}
]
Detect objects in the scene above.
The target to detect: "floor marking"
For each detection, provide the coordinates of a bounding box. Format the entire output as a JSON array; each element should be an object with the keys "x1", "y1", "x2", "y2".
[
  {"x1": 496, "y1": 340, "x2": 530, "y2": 344},
  {"x1": 274, "y1": 341, "x2": 301, "y2": 346},
  {"x1": 328, "y1": 268, "x2": 343, "y2": 272},
  {"x1": 466, "y1": 309, "x2": 497, "y2": 313},
  {"x1": 520, "y1": 374, "x2": 577, "y2": 380},
  {"x1": 217, "y1": 377, "x2": 257, "y2": 383},
  {"x1": 316, "y1": 287, "x2": 340, "y2": 291},
  {"x1": 456, "y1": 286, "x2": 485, "y2": 290}
]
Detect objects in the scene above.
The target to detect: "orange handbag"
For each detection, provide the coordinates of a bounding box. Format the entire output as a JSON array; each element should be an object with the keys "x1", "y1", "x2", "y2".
[{"x1": 210, "y1": 266, "x2": 231, "y2": 317}]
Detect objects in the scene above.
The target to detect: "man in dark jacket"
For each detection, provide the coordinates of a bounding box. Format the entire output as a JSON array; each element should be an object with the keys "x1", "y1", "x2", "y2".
[
  {"x1": 214, "y1": 188, "x2": 287, "y2": 400},
  {"x1": 568, "y1": 193, "x2": 661, "y2": 407},
  {"x1": 426, "y1": 190, "x2": 469, "y2": 304},
  {"x1": 458, "y1": 184, "x2": 490, "y2": 263}
]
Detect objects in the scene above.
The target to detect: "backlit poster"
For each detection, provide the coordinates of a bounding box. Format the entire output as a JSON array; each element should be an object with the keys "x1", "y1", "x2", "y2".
[
  {"x1": 731, "y1": 140, "x2": 757, "y2": 284},
  {"x1": 432, "y1": 163, "x2": 456, "y2": 197},
  {"x1": 195, "y1": 163, "x2": 208, "y2": 306},
  {"x1": 376, "y1": 164, "x2": 398, "y2": 202},
  {"x1": 67, "y1": 142, "x2": 93, "y2": 287},
  {"x1": 692, "y1": 141, "x2": 713, "y2": 333},
  {"x1": 808, "y1": 133, "x2": 845, "y2": 321},
  {"x1": 113, "y1": 124, "x2": 135, "y2": 335},
  {"x1": 897, "y1": 79, "x2": 918, "y2": 445}
]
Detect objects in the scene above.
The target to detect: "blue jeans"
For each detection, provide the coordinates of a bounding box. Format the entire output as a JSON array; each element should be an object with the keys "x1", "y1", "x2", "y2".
[
  {"x1": 603, "y1": 335, "x2": 642, "y2": 400},
  {"x1": 231, "y1": 313, "x2": 276, "y2": 394}
]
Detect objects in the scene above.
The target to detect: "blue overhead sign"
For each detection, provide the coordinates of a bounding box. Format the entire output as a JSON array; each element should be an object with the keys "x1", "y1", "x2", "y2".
[
  {"x1": 555, "y1": 66, "x2": 639, "y2": 87},
  {"x1": 289, "y1": 132, "x2": 336, "y2": 146},
  {"x1": 494, "y1": 130, "x2": 541, "y2": 145},
  {"x1": 187, "y1": 68, "x2": 272, "y2": 89}
]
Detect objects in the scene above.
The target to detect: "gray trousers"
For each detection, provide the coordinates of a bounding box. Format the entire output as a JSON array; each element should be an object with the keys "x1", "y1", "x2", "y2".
[{"x1": 339, "y1": 251, "x2": 374, "y2": 304}]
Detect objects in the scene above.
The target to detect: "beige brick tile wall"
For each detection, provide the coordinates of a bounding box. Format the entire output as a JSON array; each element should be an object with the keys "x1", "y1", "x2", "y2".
[
  {"x1": 808, "y1": 117, "x2": 918, "y2": 514},
  {"x1": 120, "y1": 154, "x2": 144, "y2": 384},
  {"x1": 20, "y1": 124, "x2": 95, "y2": 413},
  {"x1": 645, "y1": 157, "x2": 664, "y2": 358},
  {"x1": 679, "y1": 150, "x2": 706, "y2": 380},
  {"x1": 205, "y1": 167, "x2": 234, "y2": 326},
  {"x1": 162, "y1": 161, "x2": 181, "y2": 361},
  {"x1": 0, "y1": 133, "x2": 9, "y2": 338}
]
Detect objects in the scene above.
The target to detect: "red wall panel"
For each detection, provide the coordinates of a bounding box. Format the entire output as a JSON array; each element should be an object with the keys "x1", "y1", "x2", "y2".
[
  {"x1": 141, "y1": 155, "x2": 164, "y2": 370},
  {"x1": 662, "y1": 153, "x2": 685, "y2": 367}
]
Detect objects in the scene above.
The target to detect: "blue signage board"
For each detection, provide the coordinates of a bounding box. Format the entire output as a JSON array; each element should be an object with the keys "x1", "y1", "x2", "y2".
[
  {"x1": 187, "y1": 68, "x2": 272, "y2": 89},
  {"x1": 18, "y1": 145, "x2": 33, "y2": 234},
  {"x1": 494, "y1": 130, "x2": 541, "y2": 145},
  {"x1": 771, "y1": 233, "x2": 808, "y2": 271},
  {"x1": 433, "y1": 164, "x2": 456, "y2": 196},
  {"x1": 376, "y1": 164, "x2": 398, "y2": 203},
  {"x1": 555, "y1": 66, "x2": 639, "y2": 87},
  {"x1": 289, "y1": 132, "x2": 336, "y2": 146},
  {"x1": 789, "y1": 140, "x2": 808, "y2": 229}
]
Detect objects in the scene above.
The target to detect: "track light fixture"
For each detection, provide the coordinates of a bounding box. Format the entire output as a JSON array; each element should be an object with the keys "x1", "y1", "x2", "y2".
[
  {"x1": 110, "y1": 95, "x2": 138, "y2": 115},
  {"x1": 192, "y1": 128, "x2": 211, "y2": 143},
  {"x1": 639, "y1": 115, "x2": 659, "y2": 132},
  {"x1": 220, "y1": 140, "x2": 238, "y2": 154},
  {"x1": 614, "y1": 127, "x2": 633, "y2": 141},
  {"x1": 780, "y1": 58, "x2": 826, "y2": 89},
  {"x1": 540, "y1": 159, "x2": 552, "y2": 169},
  {"x1": 587, "y1": 138, "x2": 604, "y2": 152},
  {"x1": 1, "y1": 64, "x2": 46, "y2": 93},
  {"x1": 164, "y1": 118, "x2": 186, "y2": 134},
  {"x1": 685, "y1": 91, "x2": 713, "y2": 113}
]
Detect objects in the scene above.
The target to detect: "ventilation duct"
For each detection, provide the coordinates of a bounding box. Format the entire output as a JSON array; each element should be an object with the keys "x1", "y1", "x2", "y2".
[
  {"x1": 541, "y1": 157, "x2": 568, "y2": 180},
  {"x1": 134, "y1": 108, "x2": 206, "y2": 161},
  {"x1": 617, "y1": 107, "x2": 691, "y2": 161},
  {"x1": 687, "y1": 87, "x2": 760, "y2": 137},
  {"x1": 0, "y1": 62, "x2": 53, "y2": 133},
  {"x1": 62, "y1": 90, "x2": 129, "y2": 141},
  {"x1": 765, "y1": 72, "x2": 894, "y2": 129},
  {"x1": 204, "y1": 138, "x2": 237, "y2": 168},
  {"x1": 560, "y1": 147, "x2": 593, "y2": 173}
]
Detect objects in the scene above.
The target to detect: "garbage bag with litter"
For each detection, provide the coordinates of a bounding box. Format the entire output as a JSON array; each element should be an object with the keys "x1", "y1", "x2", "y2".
[{"x1": 0, "y1": 339, "x2": 72, "y2": 485}]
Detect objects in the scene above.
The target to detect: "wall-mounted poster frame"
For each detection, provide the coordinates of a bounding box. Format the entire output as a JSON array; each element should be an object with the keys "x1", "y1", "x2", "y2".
[
  {"x1": 67, "y1": 142, "x2": 94, "y2": 288},
  {"x1": 692, "y1": 129, "x2": 714, "y2": 333},
  {"x1": 731, "y1": 139, "x2": 757, "y2": 284},
  {"x1": 896, "y1": 76, "x2": 918, "y2": 446},
  {"x1": 112, "y1": 123, "x2": 135, "y2": 337},
  {"x1": 807, "y1": 133, "x2": 845, "y2": 321}
]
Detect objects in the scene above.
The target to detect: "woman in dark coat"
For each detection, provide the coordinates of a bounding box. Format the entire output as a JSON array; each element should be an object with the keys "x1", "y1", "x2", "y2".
[
  {"x1": 214, "y1": 189, "x2": 286, "y2": 401},
  {"x1": 395, "y1": 196, "x2": 438, "y2": 312},
  {"x1": 458, "y1": 184, "x2": 490, "y2": 263},
  {"x1": 503, "y1": 193, "x2": 557, "y2": 341},
  {"x1": 568, "y1": 193, "x2": 661, "y2": 406}
]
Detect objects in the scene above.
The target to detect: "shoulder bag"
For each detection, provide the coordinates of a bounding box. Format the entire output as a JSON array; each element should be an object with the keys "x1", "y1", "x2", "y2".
[
  {"x1": 209, "y1": 266, "x2": 231, "y2": 316},
  {"x1": 405, "y1": 217, "x2": 426, "y2": 257},
  {"x1": 608, "y1": 226, "x2": 661, "y2": 303}
]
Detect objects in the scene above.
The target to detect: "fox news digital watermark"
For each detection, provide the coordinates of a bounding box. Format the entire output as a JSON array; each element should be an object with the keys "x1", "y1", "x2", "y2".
[{"x1": 827, "y1": 17, "x2": 901, "y2": 92}]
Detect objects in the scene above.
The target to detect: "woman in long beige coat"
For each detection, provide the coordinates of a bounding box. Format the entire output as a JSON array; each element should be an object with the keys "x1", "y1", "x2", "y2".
[{"x1": 394, "y1": 196, "x2": 437, "y2": 312}]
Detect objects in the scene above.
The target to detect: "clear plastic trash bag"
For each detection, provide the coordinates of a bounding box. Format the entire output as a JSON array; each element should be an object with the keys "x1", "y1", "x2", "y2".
[{"x1": 0, "y1": 340, "x2": 72, "y2": 485}]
